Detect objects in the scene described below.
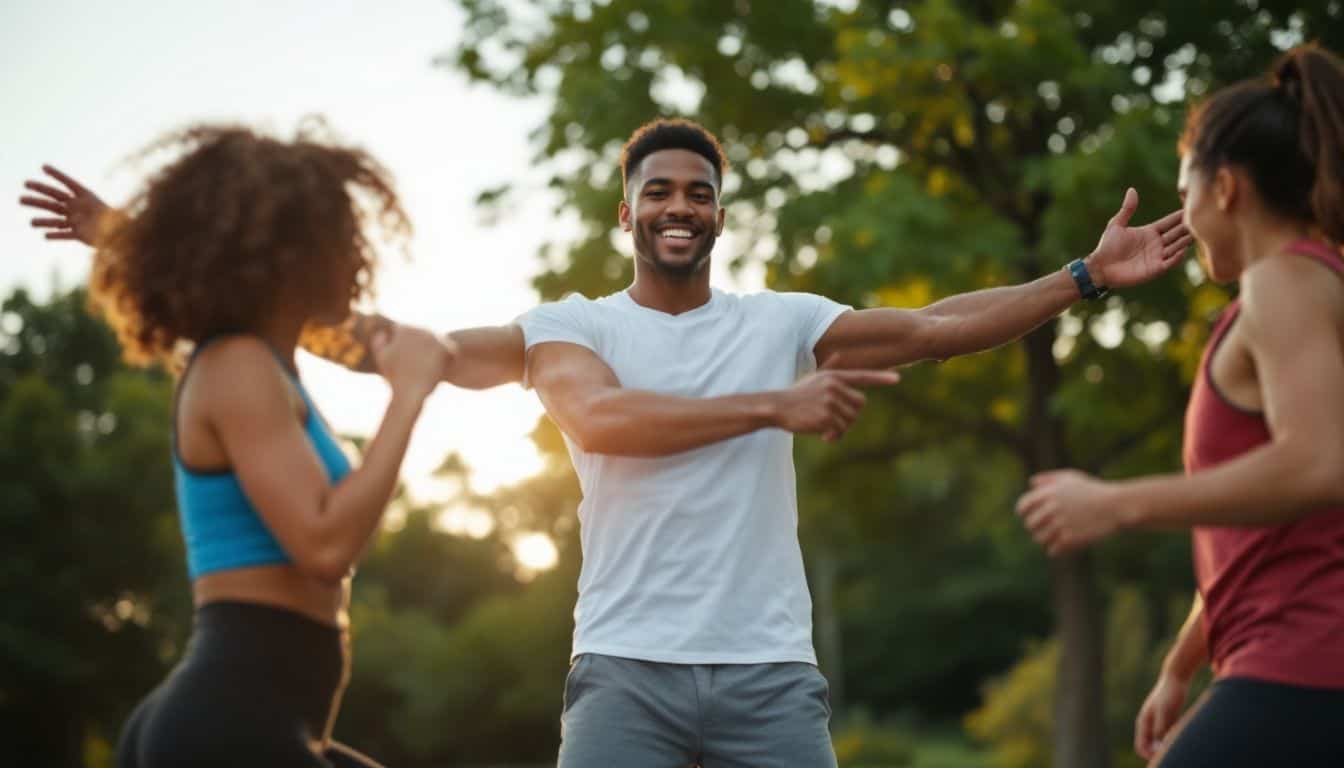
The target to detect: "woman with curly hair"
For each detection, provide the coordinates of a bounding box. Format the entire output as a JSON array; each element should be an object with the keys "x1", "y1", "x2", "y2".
[
  {"x1": 23, "y1": 125, "x2": 452, "y2": 767},
  {"x1": 1016, "y1": 44, "x2": 1344, "y2": 767}
]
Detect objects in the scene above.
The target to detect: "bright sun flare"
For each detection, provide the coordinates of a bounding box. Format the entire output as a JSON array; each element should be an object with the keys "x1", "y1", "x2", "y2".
[{"x1": 513, "y1": 532, "x2": 559, "y2": 571}]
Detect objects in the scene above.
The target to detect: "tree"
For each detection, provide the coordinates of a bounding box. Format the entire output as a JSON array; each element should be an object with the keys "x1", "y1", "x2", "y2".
[
  {"x1": 443, "y1": 2, "x2": 1344, "y2": 764},
  {"x1": 338, "y1": 429, "x2": 584, "y2": 765},
  {"x1": 0, "y1": 288, "x2": 187, "y2": 767}
]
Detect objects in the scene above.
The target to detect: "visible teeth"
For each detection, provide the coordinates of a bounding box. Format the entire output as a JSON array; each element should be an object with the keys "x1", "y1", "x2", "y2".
[{"x1": 660, "y1": 228, "x2": 694, "y2": 239}]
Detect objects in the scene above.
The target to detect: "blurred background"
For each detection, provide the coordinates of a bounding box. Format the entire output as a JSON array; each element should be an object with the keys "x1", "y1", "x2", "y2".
[{"x1": 3, "y1": 1, "x2": 1342, "y2": 766}]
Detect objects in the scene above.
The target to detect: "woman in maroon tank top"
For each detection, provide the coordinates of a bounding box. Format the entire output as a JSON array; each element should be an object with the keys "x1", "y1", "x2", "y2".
[{"x1": 1016, "y1": 44, "x2": 1344, "y2": 767}]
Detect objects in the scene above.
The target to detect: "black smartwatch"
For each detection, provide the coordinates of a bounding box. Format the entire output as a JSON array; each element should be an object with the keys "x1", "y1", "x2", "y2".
[{"x1": 1066, "y1": 258, "x2": 1108, "y2": 300}]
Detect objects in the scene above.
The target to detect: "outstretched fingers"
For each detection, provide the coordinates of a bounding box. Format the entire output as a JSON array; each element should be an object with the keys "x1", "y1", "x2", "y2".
[
  {"x1": 1163, "y1": 234, "x2": 1194, "y2": 261},
  {"x1": 43, "y1": 165, "x2": 88, "y2": 195},
  {"x1": 19, "y1": 196, "x2": 66, "y2": 216},
  {"x1": 1110, "y1": 187, "x2": 1139, "y2": 228},
  {"x1": 24, "y1": 180, "x2": 71, "y2": 203},
  {"x1": 1152, "y1": 208, "x2": 1184, "y2": 235},
  {"x1": 832, "y1": 369, "x2": 901, "y2": 388}
]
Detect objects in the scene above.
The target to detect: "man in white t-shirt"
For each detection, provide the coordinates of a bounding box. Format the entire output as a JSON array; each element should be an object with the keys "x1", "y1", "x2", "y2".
[
  {"x1": 511, "y1": 119, "x2": 1187, "y2": 767},
  {"x1": 23, "y1": 119, "x2": 1189, "y2": 767}
]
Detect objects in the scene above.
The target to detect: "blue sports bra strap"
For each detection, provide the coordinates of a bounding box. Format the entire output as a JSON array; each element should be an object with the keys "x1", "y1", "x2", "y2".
[
  {"x1": 175, "y1": 333, "x2": 306, "y2": 450},
  {"x1": 174, "y1": 334, "x2": 244, "y2": 453},
  {"x1": 192, "y1": 332, "x2": 302, "y2": 379}
]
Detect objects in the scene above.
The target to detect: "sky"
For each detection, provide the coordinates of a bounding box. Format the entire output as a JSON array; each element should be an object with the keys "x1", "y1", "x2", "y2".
[{"x1": 1, "y1": 0, "x2": 764, "y2": 563}]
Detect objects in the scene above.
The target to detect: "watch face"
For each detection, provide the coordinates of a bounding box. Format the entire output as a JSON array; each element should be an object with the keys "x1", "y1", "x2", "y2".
[{"x1": 1069, "y1": 259, "x2": 1103, "y2": 299}]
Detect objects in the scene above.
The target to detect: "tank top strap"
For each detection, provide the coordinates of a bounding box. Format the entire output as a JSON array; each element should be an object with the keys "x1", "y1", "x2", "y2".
[
  {"x1": 252, "y1": 343, "x2": 321, "y2": 426},
  {"x1": 187, "y1": 332, "x2": 241, "y2": 363},
  {"x1": 286, "y1": 372, "x2": 319, "y2": 416},
  {"x1": 173, "y1": 334, "x2": 248, "y2": 468},
  {"x1": 1204, "y1": 302, "x2": 1240, "y2": 364},
  {"x1": 174, "y1": 333, "x2": 308, "y2": 465},
  {"x1": 1285, "y1": 238, "x2": 1344, "y2": 278}
]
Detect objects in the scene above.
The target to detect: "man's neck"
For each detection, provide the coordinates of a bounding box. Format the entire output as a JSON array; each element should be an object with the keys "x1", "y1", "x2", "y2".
[{"x1": 627, "y1": 266, "x2": 713, "y2": 316}]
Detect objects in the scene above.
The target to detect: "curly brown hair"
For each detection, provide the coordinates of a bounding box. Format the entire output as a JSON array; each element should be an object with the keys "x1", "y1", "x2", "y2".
[{"x1": 90, "y1": 123, "x2": 410, "y2": 366}]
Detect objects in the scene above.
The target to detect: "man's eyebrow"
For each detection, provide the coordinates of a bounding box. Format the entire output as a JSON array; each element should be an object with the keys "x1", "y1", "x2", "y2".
[{"x1": 639, "y1": 178, "x2": 717, "y2": 191}]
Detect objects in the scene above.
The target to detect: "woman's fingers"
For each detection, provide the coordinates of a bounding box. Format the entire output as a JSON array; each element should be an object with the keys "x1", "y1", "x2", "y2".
[{"x1": 20, "y1": 196, "x2": 67, "y2": 215}]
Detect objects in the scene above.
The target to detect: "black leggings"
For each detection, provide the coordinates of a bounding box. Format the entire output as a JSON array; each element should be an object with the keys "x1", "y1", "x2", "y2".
[
  {"x1": 116, "y1": 601, "x2": 381, "y2": 768},
  {"x1": 1158, "y1": 677, "x2": 1344, "y2": 767}
]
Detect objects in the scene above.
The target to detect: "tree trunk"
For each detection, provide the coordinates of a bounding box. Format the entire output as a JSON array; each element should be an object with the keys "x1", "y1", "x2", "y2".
[
  {"x1": 1051, "y1": 551, "x2": 1108, "y2": 768},
  {"x1": 812, "y1": 546, "x2": 846, "y2": 718},
  {"x1": 1023, "y1": 323, "x2": 1109, "y2": 768}
]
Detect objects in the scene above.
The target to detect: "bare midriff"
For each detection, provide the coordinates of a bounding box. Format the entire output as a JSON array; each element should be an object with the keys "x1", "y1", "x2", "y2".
[{"x1": 192, "y1": 563, "x2": 350, "y2": 629}]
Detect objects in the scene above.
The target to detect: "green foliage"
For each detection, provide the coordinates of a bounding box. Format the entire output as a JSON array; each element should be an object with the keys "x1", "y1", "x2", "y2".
[
  {"x1": 965, "y1": 586, "x2": 1206, "y2": 768},
  {"x1": 335, "y1": 440, "x2": 584, "y2": 765},
  {"x1": 444, "y1": 2, "x2": 1344, "y2": 763},
  {"x1": 833, "y1": 718, "x2": 991, "y2": 768},
  {"x1": 965, "y1": 636, "x2": 1058, "y2": 768},
  {"x1": 0, "y1": 288, "x2": 188, "y2": 766},
  {"x1": 341, "y1": 567, "x2": 577, "y2": 764},
  {"x1": 14, "y1": 3, "x2": 1344, "y2": 765},
  {"x1": 834, "y1": 720, "x2": 917, "y2": 767}
]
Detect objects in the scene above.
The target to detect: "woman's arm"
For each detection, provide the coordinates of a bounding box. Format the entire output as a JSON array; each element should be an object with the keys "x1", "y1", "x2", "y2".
[
  {"x1": 1018, "y1": 255, "x2": 1344, "y2": 554},
  {"x1": 200, "y1": 329, "x2": 447, "y2": 582}
]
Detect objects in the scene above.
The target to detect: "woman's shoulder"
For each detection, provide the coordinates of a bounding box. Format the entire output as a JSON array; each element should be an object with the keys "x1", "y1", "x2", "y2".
[
  {"x1": 1241, "y1": 251, "x2": 1344, "y2": 330},
  {"x1": 186, "y1": 337, "x2": 295, "y2": 414}
]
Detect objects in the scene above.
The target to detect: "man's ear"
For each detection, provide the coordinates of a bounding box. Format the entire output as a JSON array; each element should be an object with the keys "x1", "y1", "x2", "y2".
[
  {"x1": 618, "y1": 198, "x2": 633, "y2": 232},
  {"x1": 715, "y1": 205, "x2": 725, "y2": 236}
]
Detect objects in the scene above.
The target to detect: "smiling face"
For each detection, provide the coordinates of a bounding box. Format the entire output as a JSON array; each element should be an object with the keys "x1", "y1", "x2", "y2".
[{"x1": 619, "y1": 148, "x2": 725, "y2": 277}]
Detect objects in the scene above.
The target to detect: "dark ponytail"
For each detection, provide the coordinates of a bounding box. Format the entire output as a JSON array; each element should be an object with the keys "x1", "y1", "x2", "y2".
[
  {"x1": 1181, "y1": 44, "x2": 1344, "y2": 245},
  {"x1": 1277, "y1": 45, "x2": 1344, "y2": 245}
]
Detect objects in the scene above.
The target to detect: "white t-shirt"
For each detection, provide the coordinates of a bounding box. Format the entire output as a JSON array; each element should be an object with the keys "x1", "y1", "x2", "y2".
[{"x1": 517, "y1": 287, "x2": 850, "y2": 664}]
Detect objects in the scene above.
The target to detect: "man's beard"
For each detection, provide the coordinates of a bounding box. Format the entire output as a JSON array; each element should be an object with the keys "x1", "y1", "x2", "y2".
[{"x1": 633, "y1": 222, "x2": 716, "y2": 277}]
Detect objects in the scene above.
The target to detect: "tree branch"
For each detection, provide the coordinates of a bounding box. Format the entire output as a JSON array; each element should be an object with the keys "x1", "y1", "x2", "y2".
[
  {"x1": 814, "y1": 434, "x2": 940, "y2": 472},
  {"x1": 815, "y1": 128, "x2": 895, "y2": 149},
  {"x1": 882, "y1": 384, "x2": 1026, "y2": 453},
  {"x1": 1083, "y1": 404, "x2": 1184, "y2": 476}
]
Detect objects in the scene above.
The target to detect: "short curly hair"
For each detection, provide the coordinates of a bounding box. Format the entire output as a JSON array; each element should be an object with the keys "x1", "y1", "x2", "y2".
[
  {"x1": 90, "y1": 123, "x2": 409, "y2": 366},
  {"x1": 620, "y1": 119, "x2": 728, "y2": 199}
]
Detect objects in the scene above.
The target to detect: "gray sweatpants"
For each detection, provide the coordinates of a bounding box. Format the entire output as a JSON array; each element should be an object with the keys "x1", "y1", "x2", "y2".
[{"x1": 557, "y1": 653, "x2": 837, "y2": 768}]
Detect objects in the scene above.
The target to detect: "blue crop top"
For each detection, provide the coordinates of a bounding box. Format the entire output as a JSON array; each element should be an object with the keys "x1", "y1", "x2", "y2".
[{"x1": 173, "y1": 339, "x2": 352, "y2": 579}]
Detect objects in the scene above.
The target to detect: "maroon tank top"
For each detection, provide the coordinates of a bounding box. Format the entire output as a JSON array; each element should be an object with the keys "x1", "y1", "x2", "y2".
[{"x1": 1184, "y1": 238, "x2": 1344, "y2": 688}]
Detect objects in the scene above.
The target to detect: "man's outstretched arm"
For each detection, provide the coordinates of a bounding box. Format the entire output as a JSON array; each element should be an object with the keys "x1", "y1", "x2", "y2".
[
  {"x1": 297, "y1": 313, "x2": 521, "y2": 387},
  {"x1": 298, "y1": 315, "x2": 524, "y2": 389},
  {"x1": 814, "y1": 189, "x2": 1192, "y2": 369},
  {"x1": 442, "y1": 324, "x2": 525, "y2": 388},
  {"x1": 528, "y1": 341, "x2": 899, "y2": 457}
]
